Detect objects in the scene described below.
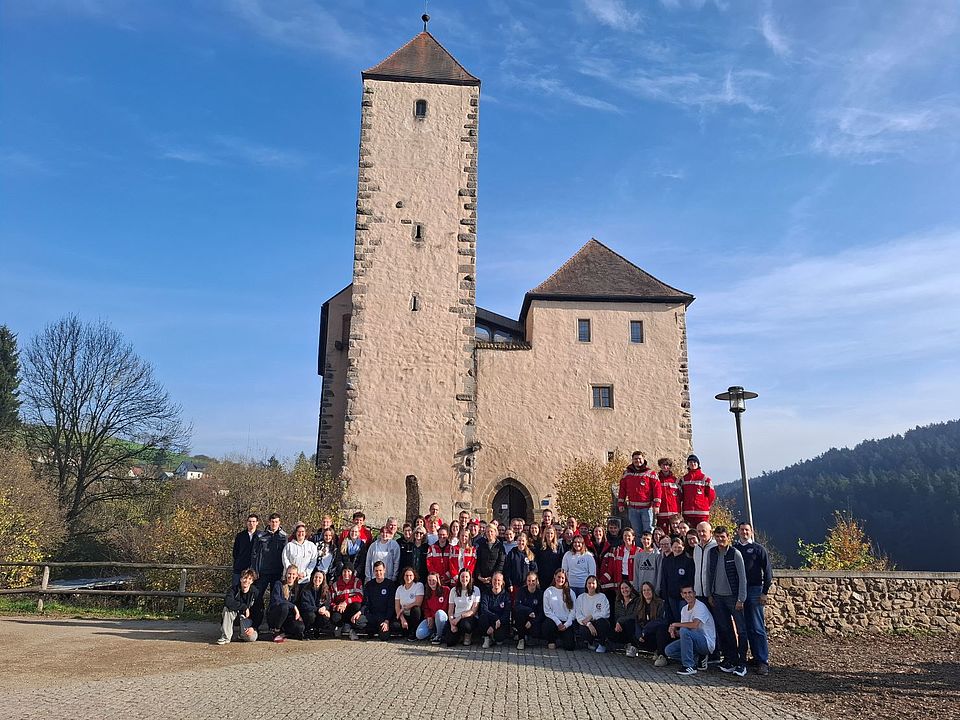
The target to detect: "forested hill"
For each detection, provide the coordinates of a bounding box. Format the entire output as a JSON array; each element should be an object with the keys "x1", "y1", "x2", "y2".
[{"x1": 717, "y1": 420, "x2": 960, "y2": 571}]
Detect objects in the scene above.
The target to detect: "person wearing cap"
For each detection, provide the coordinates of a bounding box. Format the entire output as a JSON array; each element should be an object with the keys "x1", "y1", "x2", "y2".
[
  {"x1": 469, "y1": 518, "x2": 484, "y2": 547},
  {"x1": 618, "y1": 451, "x2": 662, "y2": 535},
  {"x1": 656, "y1": 458, "x2": 683, "y2": 534},
  {"x1": 282, "y1": 522, "x2": 318, "y2": 584},
  {"x1": 680, "y1": 455, "x2": 716, "y2": 526}
]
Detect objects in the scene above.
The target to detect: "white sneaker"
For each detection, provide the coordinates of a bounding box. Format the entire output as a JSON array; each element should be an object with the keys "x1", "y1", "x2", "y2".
[
  {"x1": 625, "y1": 645, "x2": 638, "y2": 658},
  {"x1": 676, "y1": 666, "x2": 697, "y2": 676},
  {"x1": 463, "y1": 633, "x2": 472, "y2": 646},
  {"x1": 216, "y1": 637, "x2": 229, "y2": 645},
  {"x1": 595, "y1": 645, "x2": 606, "y2": 654},
  {"x1": 482, "y1": 636, "x2": 491, "y2": 649},
  {"x1": 654, "y1": 654, "x2": 669, "y2": 667},
  {"x1": 517, "y1": 638, "x2": 525, "y2": 650}
]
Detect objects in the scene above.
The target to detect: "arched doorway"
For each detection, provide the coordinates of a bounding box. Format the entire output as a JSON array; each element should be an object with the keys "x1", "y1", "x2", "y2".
[{"x1": 491, "y1": 479, "x2": 532, "y2": 526}]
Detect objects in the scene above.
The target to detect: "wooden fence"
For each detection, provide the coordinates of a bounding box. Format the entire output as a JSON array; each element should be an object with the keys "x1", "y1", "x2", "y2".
[{"x1": 0, "y1": 561, "x2": 230, "y2": 612}]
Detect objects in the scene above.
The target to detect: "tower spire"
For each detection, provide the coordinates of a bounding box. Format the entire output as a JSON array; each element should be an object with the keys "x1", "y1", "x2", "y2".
[{"x1": 422, "y1": 12, "x2": 430, "y2": 32}]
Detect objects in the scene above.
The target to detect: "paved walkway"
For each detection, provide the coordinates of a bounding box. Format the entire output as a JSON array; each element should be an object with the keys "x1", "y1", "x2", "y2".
[{"x1": 0, "y1": 617, "x2": 817, "y2": 720}]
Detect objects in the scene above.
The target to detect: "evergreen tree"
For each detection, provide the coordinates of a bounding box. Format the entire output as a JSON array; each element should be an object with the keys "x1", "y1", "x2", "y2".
[{"x1": 0, "y1": 326, "x2": 20, "y2": 440}]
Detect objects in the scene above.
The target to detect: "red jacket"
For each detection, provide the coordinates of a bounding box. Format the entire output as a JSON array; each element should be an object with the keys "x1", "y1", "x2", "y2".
[
  {"x1": 448, "y1": 543, "x2": 477, "y2": 581},
  {"x1": 680, "y1": 468, "x2": 715, "y2": 520},
  {"x1": 339, "y1": 526, "x2": 373, "y2": 544},
  {"x1": 599, "y1": 542, "x2": 640, "y2": 590},
  {"x1": 423, "y1": 585, "x2": 450, "y2": 620},
  {"x1": 426, "y1": 541, "x2": 455, "y2": 584},
  {"x1": 618, "y1": 464, "x2": 662, "y2": 512},
  {"x1": 331, "y1": 576, "x2": 363, "y2": 605},
  {"x1": 597, "y1": 544, "x2": 619, "y2": 591},
  {"x1": 657, "y1": 470, "x2": 682, "y2": 519}
]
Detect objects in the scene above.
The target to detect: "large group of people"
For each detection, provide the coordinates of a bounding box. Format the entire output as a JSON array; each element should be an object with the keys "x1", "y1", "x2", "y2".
[{"x1": 220, "y1": 454, "x2": 773, "y2": 678}]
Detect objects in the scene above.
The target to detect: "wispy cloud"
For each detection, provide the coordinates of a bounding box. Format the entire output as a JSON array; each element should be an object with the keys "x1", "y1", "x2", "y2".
[
  {"x1": 155, "y1": 134, "x2": 307, "y2": 168},
  {"x1": 505, "y1": 73, "x2": 620, "y2": 113},
  {"x1": 222, "y1": 0, "x2": 365, "y2": 57},
  {"x1": 580, "y1": 0, "x2": 641, "y2": 31},
  {"x1": 0, "y1": 150, "x2": 53, "y2": 176},
  {"x1": 759, "y1": 8, "x2": 790, "y2": 58}
]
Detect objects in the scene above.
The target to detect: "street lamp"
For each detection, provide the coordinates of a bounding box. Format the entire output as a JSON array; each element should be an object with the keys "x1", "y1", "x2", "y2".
[{"x1": 714, "y1": 385, "x2": 759, "y2": 530}]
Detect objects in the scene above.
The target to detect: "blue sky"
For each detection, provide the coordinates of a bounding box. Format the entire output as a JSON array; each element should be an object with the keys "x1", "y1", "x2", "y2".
[{"x1": 2, "y1": 0, "x2": 959, "y2": 484}]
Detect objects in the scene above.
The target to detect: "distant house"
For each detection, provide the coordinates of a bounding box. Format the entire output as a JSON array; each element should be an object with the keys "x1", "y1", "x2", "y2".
[
  {"x1": 128, "y1": 464, "x2": 173, "y2": 481},
  {"x1": 174, "y1": 461, "x2": 206, "y2": 480}
]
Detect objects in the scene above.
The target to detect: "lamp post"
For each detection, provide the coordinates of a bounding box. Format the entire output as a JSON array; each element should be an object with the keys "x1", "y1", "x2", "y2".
[{"x1": 714, "y1": 386, "x2": 759, "y2": 530}]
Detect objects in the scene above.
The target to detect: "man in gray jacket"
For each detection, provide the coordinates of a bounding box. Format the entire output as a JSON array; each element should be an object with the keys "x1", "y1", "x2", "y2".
[
  {"x1": 707, "y1": 526, "x2": 748, "y2": 677},
  {"x1": 365, "y1": 522, "x2": 401, "y2": 581}
]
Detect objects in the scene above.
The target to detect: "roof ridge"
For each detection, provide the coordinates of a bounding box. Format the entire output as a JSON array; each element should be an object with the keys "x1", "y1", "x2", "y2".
[
  {"x1": 363, "y1": 31, "x2": 480, "y2": 85},
  {"x1": 590, "y1": 238, "x2": 693, "y2": 299},
  {"x1": 530, "y1": 238, "x2": 600, "y2": 293},
  {"x1": 422, "y1": 31, "x2": 478, "y2": 83}
]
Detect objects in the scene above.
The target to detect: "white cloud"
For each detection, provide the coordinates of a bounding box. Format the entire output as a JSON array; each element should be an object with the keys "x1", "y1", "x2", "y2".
[
  {"x1": 155, "y1": 135, "x2": 306, "y2": 168},
  {"x1": 222, "y1": 0, "x2": 364, "y2": 57},
  {"x1": 759, "y1": 9, "x2": 790, "y2": 58},
  {"x1": 580, "y1": 0, "x2": 641, "y2": 31},
  {"x1": 503, "y1": 72, "x2": 620, "y2": 113}
]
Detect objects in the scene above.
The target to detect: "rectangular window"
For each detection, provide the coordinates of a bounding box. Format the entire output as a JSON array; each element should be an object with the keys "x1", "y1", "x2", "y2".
[
  {"x1": 577, "y1": 318, "x2": 591, "y2": 343},
  {"x1": 592, "y1": 385, "x2": 613, "y2": 409},
  {"x1": 630, "y1": 320, "x2": 644, "y2": 344},
  {"x1": 606, "y1": 450, "x2": 615, "y2": 463}
]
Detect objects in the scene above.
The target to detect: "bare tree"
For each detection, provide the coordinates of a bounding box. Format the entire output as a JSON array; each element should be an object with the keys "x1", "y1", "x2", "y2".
[{"x1": 21, "y1": 315, "x2": 189, "y2": 536}]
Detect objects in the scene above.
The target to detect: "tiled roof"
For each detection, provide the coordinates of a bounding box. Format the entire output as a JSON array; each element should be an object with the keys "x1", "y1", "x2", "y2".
[
  {"x1": 520, "y1": 239, "x2": 694, "y2": 321},
  {"x1": 363, "y1": 32, "x2": 480, "y2": 86}
]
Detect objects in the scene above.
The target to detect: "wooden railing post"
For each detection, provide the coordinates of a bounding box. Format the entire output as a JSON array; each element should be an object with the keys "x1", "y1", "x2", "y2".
[
  {"x1": 37, "y1": 565, "x2": 50, "y2": 612},
  {"x1": 176, "y1": 568, "x2": 187, "y2": 614}
]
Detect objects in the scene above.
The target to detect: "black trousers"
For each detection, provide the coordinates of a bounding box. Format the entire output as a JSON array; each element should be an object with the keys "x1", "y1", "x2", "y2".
[
  {"x1": 393, "y1": 606, "x2": 423, "y2": 638},
  {"x1": 542, "y1": 620, "x2": 576, "y2": 650},
  {"x1": 513, "y1": 609, "x2": 543, "y2": 640},
  {"x1": 609, "y1": 618, "x2": 636, "y2": 646},
  {"x1": 266, "y1": 603, "x2": 305, "y2": 639},
  {"x1": 302, "y1": 610, "x2": 333, "y2": 637},
  {"x1": 479, "y1": 616, "x2": 511, "y2": 643},
  {"x1": 575, "y1": 617, "x2": 610, "y2": 646},
  {"x1": 251, "y1": 574, "x2": 280, "y2": 629},
  {"x1": 444, "y1": 616, "x2": 477, "y2": 646},
  {"x1": 365, "y1": 612, "x2": 392, "y2": 640},
  {"x1": 636, "y1": 618, "x2": 670, "y2": 654},
  {"x1": 331, "y1": 602, "x2": 364, "y2": 629}
]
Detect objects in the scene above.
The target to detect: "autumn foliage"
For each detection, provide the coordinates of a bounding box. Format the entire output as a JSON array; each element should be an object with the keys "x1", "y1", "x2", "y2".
[{"x1": 555, "y1": 452, "x2": 626, "y2": 528}]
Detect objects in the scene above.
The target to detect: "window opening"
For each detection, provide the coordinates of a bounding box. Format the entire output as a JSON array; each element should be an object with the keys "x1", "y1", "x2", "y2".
[
  {"x1": 630, "y1": 320, "x2": 644, "y2": 344},
  {"x1": 415, "y1": 99, "x2": 427, "y2": 119},
  {"x1": 577, "y1": 318, "x2": 591, "y2": 343},
  {"x1": 592, "y1": 385, "x2": 613, "y2": 409}
]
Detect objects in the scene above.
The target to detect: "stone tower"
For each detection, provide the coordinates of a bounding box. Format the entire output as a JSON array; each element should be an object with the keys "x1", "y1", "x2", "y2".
[{"x1": 322, "y1": 28, "x2": 480, "y2": 519}]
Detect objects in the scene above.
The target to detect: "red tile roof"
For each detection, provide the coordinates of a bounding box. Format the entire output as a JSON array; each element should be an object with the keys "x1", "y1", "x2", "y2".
[{"x1": 363, "y1": 32, "x2": 480, "y2": 86}]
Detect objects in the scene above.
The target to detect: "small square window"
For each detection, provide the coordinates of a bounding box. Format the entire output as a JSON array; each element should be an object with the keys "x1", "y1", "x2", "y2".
[
  {"x1": 592, "y1": 385, "x2": 613, "y2": 409},
  {"x1": 630, "y1": 320, "x2": 644, "y2": 344},
  {"x1": 606, "y1": 450, "x2": 615, "y2": 463},
  {"x1": 577, "y1": 318, "x2": 591, "y2": 343}
]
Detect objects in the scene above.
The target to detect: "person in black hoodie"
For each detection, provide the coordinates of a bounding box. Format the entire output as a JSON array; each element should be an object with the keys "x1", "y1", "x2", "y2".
[
  {"x1": 478, "y1": 571, "x2": 512, "y2": 648},
  {"x1": 250, "y1": 513, "x2": 287, "y2": 629},
  {"x1": 659, "y1": 535, "x2": 695, "y2": 625},
  {"x1": 400, "y1": 527, "x2": 429, "y2": 582},
  {"x1": 297, "y1": 569, "x2": 333, "y2": 639},
  {"x1": 217, "y1": 569, "x2": 259, "y2": 644},
  {"x1": 513, "y1": 571, "x2": 544, "y2": 650},
  {"x1": 232, "y1": 514, "x2": 260, "y2": 586},
  {"x1": 474, "y1": 524, "x2": 505, "y2": 593},
  {"x1": 267, "y1": 565, "x2": 305, "y2": 642},
  {"x1": 535, "y1": 525, "x2": 563, "y2": 589},
  {"x1": 361, "y1": 561, "x2": 396, "y2": 641}
]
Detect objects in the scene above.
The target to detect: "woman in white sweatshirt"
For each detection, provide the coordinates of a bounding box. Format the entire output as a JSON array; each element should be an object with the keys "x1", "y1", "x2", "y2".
[
  {"x1": 543, "y1": 568, "x2": 577, "y2": 650},
  {"x1": 574, "y1": 575, "x2": 611, "y2": 653},
  {"x1": 561, "y1": 535, "x2": 596, "y2": 594},
  {"x1": 282, "y1": 522, "x2": 318, "y2": 584}
]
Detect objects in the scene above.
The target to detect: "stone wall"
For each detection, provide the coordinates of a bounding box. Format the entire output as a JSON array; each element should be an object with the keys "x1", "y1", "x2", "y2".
[{"x1": 767, "y1": 571, "x2": 960, "y2": 635}]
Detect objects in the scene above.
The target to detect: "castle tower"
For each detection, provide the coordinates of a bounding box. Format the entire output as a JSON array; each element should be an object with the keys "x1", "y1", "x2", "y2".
[{"x1": 319, "y1": 23, "x2": 481, "y2": 520}]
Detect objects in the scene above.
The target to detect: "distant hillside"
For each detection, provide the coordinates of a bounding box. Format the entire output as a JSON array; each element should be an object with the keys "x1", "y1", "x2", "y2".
[{"x1": 718, "y1": 420, "x2": 960, "y2": 571}]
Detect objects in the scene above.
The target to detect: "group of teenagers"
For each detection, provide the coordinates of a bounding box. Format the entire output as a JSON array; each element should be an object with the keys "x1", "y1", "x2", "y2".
[{"x1": 219, "y1": 453, "x2": 774, "y2": 678}]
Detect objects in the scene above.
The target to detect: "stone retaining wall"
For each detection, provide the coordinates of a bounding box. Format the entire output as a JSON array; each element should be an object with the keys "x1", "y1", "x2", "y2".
[{"x1": 766, "y1": 571, "x2": 960, "y2": 635}]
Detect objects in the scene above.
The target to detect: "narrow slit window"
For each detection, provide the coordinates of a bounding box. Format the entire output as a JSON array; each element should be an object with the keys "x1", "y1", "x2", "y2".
[
  {"x1": 410, "y1": 294, "x2": 421, "y2": 312},
  {"x1": 578, "y1": 318, "x2": 591, "y2": 343},
  {"x1": 630, "y1": 320, "x2": 644, "y2": 344},
  {"x1": 414, "y1": 223, "x2": 424, "y2": 240},
  {"x1": 414, "y1": 99, "x2": 427, "y2": 119}
]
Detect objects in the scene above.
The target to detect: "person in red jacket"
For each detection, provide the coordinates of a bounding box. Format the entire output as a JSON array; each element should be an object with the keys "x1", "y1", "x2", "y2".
[
  {"x1": 339, "y1": 511, "x2": 373, "y2": 544},
  {"x1": 330, "y1": 563, "x2": 365, "y2": 640},
  {"x1": 680, "y1": 454, "x2": 716, "y2": 526},
  {"x1": 426, "y1": 525, "x2": 455, "y2": 585},
  {"x1": 598, "y1": 526, "x2": 642, "y2": 600},
  {"x1": 656, "y1": 458, "x2": 683, "y2": 534},
  {"x1": 449, "y1": 528, "x2": 477, "y2": 580},
  {"x1": 618, "y1": 451, "x2": 662, "y2": 535}
]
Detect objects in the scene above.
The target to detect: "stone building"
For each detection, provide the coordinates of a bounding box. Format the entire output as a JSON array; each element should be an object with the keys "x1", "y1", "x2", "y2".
[{"x1": 318, "y1": 25, "x2": 695, "y2": 525}]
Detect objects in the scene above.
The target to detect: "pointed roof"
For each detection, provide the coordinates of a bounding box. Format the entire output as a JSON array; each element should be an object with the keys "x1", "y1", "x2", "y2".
[
  {"x1": 520, "y1": 239, "x2": 694, "y2": 322},
  {"x1": 363, "y1": 32, "x2": 480, "y2": 86}
]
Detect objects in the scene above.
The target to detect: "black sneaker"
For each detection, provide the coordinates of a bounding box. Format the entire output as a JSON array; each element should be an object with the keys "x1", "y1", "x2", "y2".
[
  {"x1": 697, "y1": 656, "x2": 709, "y2": 671},
  {"x1": 719, "y1": 662, "x2": 736, "y2": 673},
  {"x1": 733, "y1": 665, "x2": 747, "y2": 677}
]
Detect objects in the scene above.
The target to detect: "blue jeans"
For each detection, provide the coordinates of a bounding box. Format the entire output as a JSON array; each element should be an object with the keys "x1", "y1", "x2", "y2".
[
  {"x1": 665, "y1": 627, "x2": 710, "y2": 669},
  {"x1": 627, "y1": 508, "x2": 653, "y2": 534},
  {"x1": 744, "y1": 586, "x2": 769, "y2": 664},
  {"x1": 415, "y1": 610, "x2": 447, "y2": 640},
  {"x1": 713, "y1": 594, "x2": 748, "y2": 666}
]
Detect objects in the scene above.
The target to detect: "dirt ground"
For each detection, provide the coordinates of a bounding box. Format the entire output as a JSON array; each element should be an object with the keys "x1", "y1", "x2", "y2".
[
  {"x1": 753, "y1": 634, "x2": 960, "y2": 720},
  {"x1": 1, "y1": 616, "x2": 957, "y2": 720}
]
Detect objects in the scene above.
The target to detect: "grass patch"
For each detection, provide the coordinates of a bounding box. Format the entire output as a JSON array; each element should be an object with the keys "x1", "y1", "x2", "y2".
[
  {"x1": 0, "y1": 597, "x2": 215, "y2": 622},
  {"x1": 788, "y1": 626, "x2": 819, "y2": 638}
]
